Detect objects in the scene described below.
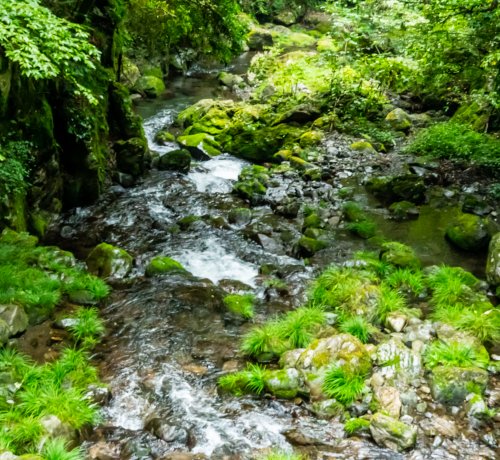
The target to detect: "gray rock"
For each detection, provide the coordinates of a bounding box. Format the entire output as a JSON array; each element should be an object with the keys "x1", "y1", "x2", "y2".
[
  {"x1": 40, "y1": 414, "x2": 75, "y2": 440},
  {"x1": 0, "y1": 453, "x2": 19, "y2": 460},
  {"x1": 0, "y1": 319, "x2": 10, "y2": 344},
  {"x1": 385, "y1": 108, "x2": 412, "y2": 131},
  {"x1": 0, "y1": 304, "x2": 28, "y2": 336},
  {"x1": 370, "y1": 412, "x2": 417, "y2": 452},
  {"x1": 373, "y1": 385, "x2": 402, "y2": 418},
  {"x1": 430, "y1": 366, "x2": 488, "y2": 405},
  {"x1": 373, "y1": 338, "x2": 422, "y2": 384}
]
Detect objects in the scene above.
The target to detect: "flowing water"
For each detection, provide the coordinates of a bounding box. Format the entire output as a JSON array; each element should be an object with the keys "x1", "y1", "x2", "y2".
[{"x1": 52, "y1": 68, "x2": 497, "y2": 459}]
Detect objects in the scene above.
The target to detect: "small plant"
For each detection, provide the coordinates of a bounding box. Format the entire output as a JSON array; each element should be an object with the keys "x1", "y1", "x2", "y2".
[
  {"x1": 240, "y1": 321, "x2": 287, "y2": 360},
  {"x1": 64, "y1": 272, "x2": 110, "y2": 301},
  {"x1": 346, "y1": 220, "x2": 377, "y2": 239},
  {"x1": 223, "y1": 293, "x2": 255, "y2": 319},
  {"x1": 218, "y1": 363, "x2": 268, "y2": 396},
  {"x1": 339, "y1": 316, "x2": 372, "y2": 343},
  {"x1": 263, "y1": 278, "x2": 288, "y2": 290},
  {"x1": 424, "y1": 340, "x2": 490, "y2": 369},
  {"x1": 453, "y1": 304, "x2": 500, "y2": 344},
  {"x1": 277, "y1": 307, "x2": 326, "y2": 348},
  {"x1": 353, "y1": 251, "x2": 394, "y2": 279},
  {"x1": 344, "y1": 417, "x2": 371, "y2": 435},
  {"x1": 342, "y1": 201, "x2": 367, "y2": 223},
  {"x1": 42, "y1": 437, "x2": 84, "y2": 460},
  {"x1": 258, "y1": 450, "x2": 305, "y2": 460},
  {"x1": 385, "y1": 268, "x2": 424, "y2": 296},
  {"x1": 374, "y1": 283, "x2": 407, "y2": 323},
  {"x1": 67, "y1": 307, "x2": 105, "y2": 349},
  {"x1": 322, "y1": 365, "x2": 367, "y2": 405}
]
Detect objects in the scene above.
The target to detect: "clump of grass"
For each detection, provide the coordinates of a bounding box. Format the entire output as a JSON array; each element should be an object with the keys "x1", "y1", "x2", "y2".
[
  {"x1": 385, "y1": 268, "x2": 424, "y2": 296},
  {"x1": 277, "y1": 307, "x2": 326, "y2": 348},
  {"x1": 223, "y1": 293, "x2": 255, "y2": 319},
  {"x1": 353, "y1": 251, "x2": 394, "y2": 279},
  {"x1": 218, "y1": 363, "x2": 268, "y2": 396},
  {"x1": 344, "y1": 417, "x2": 371, "y2": 435},
  {"x1": 342, "y1": 201, "x2": 367, "y2": 223},
  {"x1": 424, "y1": 340, "x2": 490, "y2": 369},
  {"x1": 64, "y1": 272, "x2": 110, "y2": 302},
  {"x1": 452, "y1": 303, "x2": 500, "y2": 344},
  {"x1": 322, "y1": 365, "x2": 367, "y2": 405},
  {"x1": 427, "y1": 265, "x2": 479, "y2": 307},
  {"x1": 42, "y1": 437, "x2": 84, "y2": 460},
  {"x1": 240, "y1": 321, "x2": 287, "y2": 360},
  {"x1": 258, "y1": 451, "x2": 305, "y2": 460},
  {"x1": 67, "y1": 307, "x2": 105, "y2": 349},
  {"x1": 263, "y1": 278, "x2": 288, "y2": 290},
  {"x1": 374, "y1": 283, "x2": 407, "y2": 323},
  {"x1": 339, "y1": 316, "x2": 372, "y2": 343}
]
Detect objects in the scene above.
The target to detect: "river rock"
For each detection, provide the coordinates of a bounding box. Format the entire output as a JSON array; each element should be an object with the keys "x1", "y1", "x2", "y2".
[
  {"x1": 279, "y1": 349, "x2": 305, "y2": 368},
  {"x1": 158, "y1": 149, "x2": 191, "y2": 173},
  {"x1": 366, "y1": 174, "x2": 426, "y2": 205},
  {"x1": 264, "y1": 368, "x2": 304, "y2": 399},
  {"x1": 430, "y1": 366, "x2": 488, "y2": 405},
  {"x1": 466, "y1": 394, "x2": 492, "y2": 420},
  {"x1": 370, "y1": 412, "x2": 417, "y2": 452},
  {"x1": 218, "y1": 71, "x2": 244, "y2": 89},
  {"x1": 419, "y1": 415, "x2": 458, "y2": 437},
  {"x1": 445, "y1": 213, "x2": 492, "y2": 251},
  {"x1": 0, "y1": 304, "x2": 28, "y2": 336},
  {"x1": 114, "y1": 137, "x2": 149, "y2": 177},
  {"x1": 486, "y1": 232, "x2": 500, "y2": 285},
  {"x1": 154, "y1": 130, "x2": 176, "y2": 145},
  {"x1": 247, "y1": 29, "x2": 273, "y2": 51},
  {"x1": 385, "y1": 108, "x2": 412, "y2": 131},
  {"x1": 373, "y1": 338, "x2": 422, "y2": 384},
  {"x1": 135, "y1": 75, "x2": 165, "y2": 98},
  {"x1": 86, "y1": 242, "x2": 133, "y2": 279},
  {"x1": 88, "y1": 442, "x2": 121, "y2": 460},
  {"x1": 385, "y1": 312, "x2": 407, "y2": 333},
  {"x1": 296, "y1": 236, "x2": 328, "y2": 257},
  {"x1": 389, "y1": 201, "x2": 420, "y2": 220},
  {"x1": 309, "y1": 399, "x2": 344, "y2": 419},
  {"x1": 373, "y1": 385, "x2": 402, "y2": 418},
  {"x1": 177, "y1": 133, "x2": 222, "y2": 158}
]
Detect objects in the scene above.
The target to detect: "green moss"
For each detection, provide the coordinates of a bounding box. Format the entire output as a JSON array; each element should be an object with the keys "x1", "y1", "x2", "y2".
[
  {"x1": 177, "y1": 133, "x2": 222, "y2": 157},
  {"x1": 135, "y1": 75, "x2": 165, "y2": 98},
  {"x1": 86, "y1": 242, "x2": 133, "y2": 279},
  {"x1": 347, "y1": 220, "x2": 377, "y2": 239},
  {"x1": 380, "y1": 241, "x2": 421, "y2": 270},
  {"x1": 445, "y1": 213, "x2": 492, "y2": 251},
  {"x1": 145, "y1": 256, "x2": 186, "y2": 277},
  {"x1": 223, "y1": 293, "x2": 255, "y2": 319},
  {"x1": 322, "y1": 364, "x2": 367, "y2": 406}
]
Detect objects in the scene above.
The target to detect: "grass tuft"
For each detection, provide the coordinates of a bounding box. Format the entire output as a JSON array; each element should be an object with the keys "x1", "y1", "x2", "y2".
[
  {"x1": 42, "y1": 437, "x2": 84, "y2": 460},
  {"x1": 339, "y1": 316, "x2": 372, "y2": 343},
  {"x1": 322, "y1": 365, "x2": 366, "y2": 405},
  {"x1": 424, "y1": 340, "x2": 490, "y2": 369},
  {"x1": 223, "y1": 293, "x2": 255, "y2": 319},
  {"x1": 344, "y1": 417, "x2": 371, "y2": 435}
]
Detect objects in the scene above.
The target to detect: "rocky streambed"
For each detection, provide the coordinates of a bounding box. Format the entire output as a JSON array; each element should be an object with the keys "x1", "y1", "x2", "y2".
[{"x1": 47, "y1": 51, "x2": 500, "y2": 460}]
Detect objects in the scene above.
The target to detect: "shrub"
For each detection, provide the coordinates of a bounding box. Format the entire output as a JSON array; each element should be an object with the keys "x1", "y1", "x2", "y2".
[{"x1": 322, "y1": 365, "x2": 367, "y2": 405}]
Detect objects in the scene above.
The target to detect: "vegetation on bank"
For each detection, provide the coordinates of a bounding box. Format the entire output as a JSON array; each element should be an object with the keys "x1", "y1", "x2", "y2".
[{"x1": 0, "y1": 229, "x2": 108, "y2": 458}]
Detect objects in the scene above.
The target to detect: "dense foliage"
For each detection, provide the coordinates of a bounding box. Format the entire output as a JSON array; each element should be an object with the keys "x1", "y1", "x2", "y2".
[{"x1": 0, "y1": 0, "x2": 101, "y2": 103}]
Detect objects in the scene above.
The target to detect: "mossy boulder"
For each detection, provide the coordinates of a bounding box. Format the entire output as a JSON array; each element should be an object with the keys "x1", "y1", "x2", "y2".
[
  {"x1": 135, "y1": 75, "x2": 165, "y2": 98},
  {"x1": 154, "y1": 130, "x2": 176, "y2": 145},
  {"x1": 486, "y1": 233, "x2": 500, "y2": 286},
  {"x1": 264, "y1": 368, "x2": 304, "y2": 399},
  {"x1": 228, "y1": 208, "x2": 252, "y2": 225},
  {"x1": 365, "y1": 175, "x2": 426, "y2": 205},
  {"x1": 373, "y1": 338, "x2": 422, "y2": 383},
  {"x1": 380, "y1": 242, "x2": 421, "y2": 269},
  {"x1": 0, "y1": 304, "x2": 29, "y2": 337},
  {"x1": 177, "y1": 133, "x2": 222, "y2": 158},
  {"x1": 176, "y1": 99, "x2": 235, "y2": 128},
  {"x1": 430, "y1": 366, "x2": 488, "y2": 405},
  {"x1": 114, "y1": 137, "x2": 149, "y2": 178},
  {"x1": 247, "y1": 29, "x2": 273, "y2": 51},
  {"x1": 120, "y1": 57, "x2": 141, "y2": 88},
  {"x1": 273, "y1": 103, "x2": 321, "y2": 125},
  {"x1": 385, "y1": 108, "x2": 412, "y2": 132},
  {"x1": 389, "y1": 201, "x2": 420, "y2": 220},
  {"x1": 445, "y1": 213, "x2": 493, "y2": 251},
  {"x1": 225, "y1": 124, "x2": 304, "y2": 163},
  {"x1": 145, "y1": 257, "x2": 187, "y2": 277},
  {"x1": 296, "y1": 236, "x2": 328, "y2": 257},
  {"x1": 218, "y1": 71, "x2": 245, "y2": 89},
  {"x1": 86, "y1": 243, "x2": 133, "y2": 279},
  {"x1": 350, "y1": 141, "x2": 377, "y2": 154},
  {"x1": 157, "y1": 149, "x2": 191, "y2": 173},
  {"x1": 370, "y1": 412, "x2": 417, "y2": 452},
  {"x1": 300, "y1": 130, "x2": 324, "y2": 147},
  {"x1": 233, "y1": 165, "x2": 270, "y2": 202}
]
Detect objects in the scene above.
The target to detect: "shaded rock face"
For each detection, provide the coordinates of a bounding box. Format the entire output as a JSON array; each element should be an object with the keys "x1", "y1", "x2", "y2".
[{"x1": 486, "y1": 232, "x2": 500, "y2": 285}]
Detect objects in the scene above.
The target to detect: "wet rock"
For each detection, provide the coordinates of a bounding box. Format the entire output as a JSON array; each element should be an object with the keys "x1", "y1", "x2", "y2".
[
  {"x1": 114, "y1": 137, "x2": 149, "y2": 178},
  {"x1": 86, "y1": 242, "x2": 133, "y2": 279},
  {"x1": 159, "y1": 454, "x2": 207, "y2": 460},
  {"x1": 309, "y1": 398, "x2": 344, "y2": 419},
  {"x1": 88, "y1": 442, "x2": 121, "y2": 460},
  {"x1": 228, "y1": 207, "x2": 252, "y2": 225},
  {"x1": 135, "y1": 75, "x2": 165, "y2": 98},
  {"x1": 86, "y1": 384, "x2": 111, "y2": 405},
  {"x1": 385, "y1": 108, "x2": 412, "y2": 132},
  {"x1": 466, "y1": 394, "x2": 492, "y2": 420},
  {"x1": 154, "y1": 130, "x2": 176, "y2": 145},
  {"x1": 380, "y1": 242, "x2": 421, "y2": 270},
  {"x1": 486, "y1": 232, "x2": 500, "y2": 285},
  {"x1": 296, "y1": 236, "x2": 328, "y2": 257},
  {"x1": 462, "y1": 194, "x2": 492, "y2": 216},
  {"x1": 0, "y1": 304, "x2": 28, "y2": 336},
  {"x1": 157, "y1": 149, "x2": 191, "y2": 173},
  {"x1": 370, "y1": 412, "x2": 417, "y2": 452},
  {"x1": 445, "y1": 213, "x2": 493, "y2": 251},
  {"x1": 146, "y1": 417, "x2": 189, "y2": 443},
  {"x1": 218, "y1": 71, "x2": 244, "y2": 89},
  {"x1": 430, "y1": 366, "x2": 488, "y2": 405},
  {"x1": 145, "y1": 256, "x2": 187, "y2": 277},
  {"x1": 419, "y1": 415, "x2": 458, "y2": 437},
  {"x1": 389, "y1": 201, "x2": 420, "y2": 220},
  {"x1": 365, "y1": 175, "x2": 426, "y2": 205},
  {"x1": 284, "y1": 428, "x2": 329, "y2": 446},
  {"x1": 264, "y1": 368, "x2": 304, "y2": 399}
]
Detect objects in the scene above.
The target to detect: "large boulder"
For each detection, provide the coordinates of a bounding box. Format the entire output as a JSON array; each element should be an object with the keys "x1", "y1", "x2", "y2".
[
  {"x1": 157, "y1": 149, "x2": 191, "y2": 173},
  {"x1": 370, "y1": 412, "x2": 417, "y2": 452},
  {"x1": 114, "y1": 137, "x2": 149, "y2": 177},
  {"x1": 86, "y1": 243, "x2": 133, "y2": 279},
  {"x1": 430, "y1": 366, "x2": 488, "y2": 405},
  {"x1": 373, "y1": 338, "x2": 422, "y2": 384},
  {"x1": 145, "y1": 257, "x2": 187, "y2": 277},
  {"x1": 365, "y1": 175, "x2": 426, "y2": 205},
  {"x1": 445, "y1": 213, "x2": 492, "y2": 251},
  {"x1": 247, "y1": 29, "x2": 273, "y2": 51},
  {"x1": 0, "y1": 304, "x2": 29, "y2": 336},
  {"x1": 264, "y1": 368, "x2": 304, "y2": 399},
  {"x1": 177, "y1": 133, "x2": 222, "y2": 158},
  {"x1": 486, "y1": 232, "x2": 500, "y2": 286}
]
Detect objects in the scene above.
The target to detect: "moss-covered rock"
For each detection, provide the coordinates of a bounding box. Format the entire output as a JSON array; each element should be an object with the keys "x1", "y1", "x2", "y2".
[
  {"x1": 114, "y1": 137, "x2": 149, "y2": 177},
  {"x1": 264, "y1": 368, "x2": 304, "y2": 399},
  {"x1": 430, "y1": 366, "x2": 488, "y2": 405},
  {"x1": 233, "y1": 165, "x2": 270, "y2": 202},
  {"x1": 86, "y1": 242, "x2": 133, "y2": 279},
  {"x1": 145, "y1": 256, "x2": 187, "y2": 277},
  {"x1": 389, "y1": 201, "x2": 420, "y2": 220},
  {"x1": 299, "y1": 130, "x2": 324, "y2": 147},
  {"x1": 297, "y1": 236, "x2": 328, "y2": 257},
  {"x1": 247, "y1": 28, "x2": 273, "y2": 51},
  {"x1": 370, "y1": 412, "x2": 417, "y2": 452},
  {"x1": 366, "y1": 175, "x2": 426, "y2": 205},
  {"x1": 177, "y1": 133, "x2": 222, "y2": 158},
  {"x1": 218, "y1": 71, "x2": 245, "y2": 89},
  {"x1": 228, "y1": 208, "x2": 252, "y2": 225},
  {"x1": 486, "y1": 232, "x2": 500, "y2": 286},
  {"x1": 157, "y1": 149, "x2": 191, "y2": 173},
  {"x1": 445, "y1": 213, "x2": 493, "y2": 251},
  {"x1": 350, "y1": 141, "x2": 377, "y2": 154},
  {"x1": 154, "y1": 130, "x2": 176, "y2": 145},
  {"x1": 385, "y1": 108, "x2": 412, "y2": 132},
  {"x1": 135, "y1": 75, "x2": 165, "y2": 98},
  {"x1": 380, "y1": 242, "x2": 421, "y2": 269},
  {"x1": 0, "y1": 304, "x2": 29, "y2": 337}
]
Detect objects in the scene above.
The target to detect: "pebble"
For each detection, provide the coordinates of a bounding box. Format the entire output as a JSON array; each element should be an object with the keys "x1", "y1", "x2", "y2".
[{"x1": 421, "y1": 385, "x2": 431, "y2": 394}]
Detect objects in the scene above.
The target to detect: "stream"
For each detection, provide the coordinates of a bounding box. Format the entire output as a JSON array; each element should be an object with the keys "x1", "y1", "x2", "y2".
[{"x1": 52, "y1": 62, "x2": 496, "y2": 459}]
